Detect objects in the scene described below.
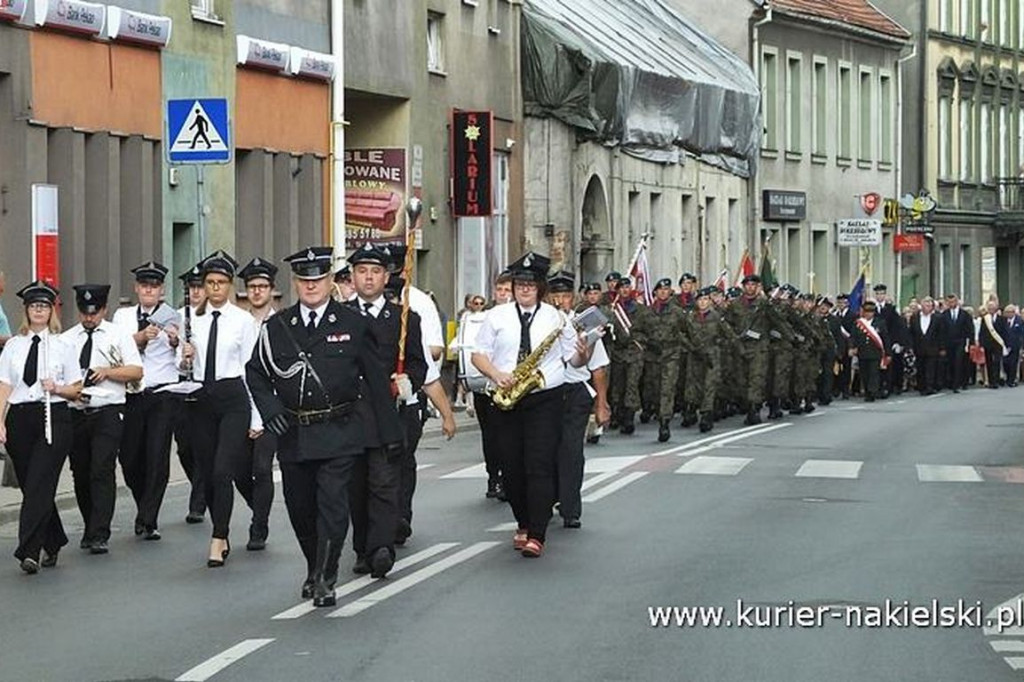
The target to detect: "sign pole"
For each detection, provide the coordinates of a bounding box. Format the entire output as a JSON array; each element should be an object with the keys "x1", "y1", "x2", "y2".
[{"x1": 197, "y1": 166, "x2": 207, "y2": 256}]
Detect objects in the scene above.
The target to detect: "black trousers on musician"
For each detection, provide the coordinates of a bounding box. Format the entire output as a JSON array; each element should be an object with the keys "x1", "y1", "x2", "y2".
[
  {"x1": 397, "y1": 403, "x2": 424, "y2": 526},
  {"x1": 173, "y1": 394, "x2": 206, "y2": 516},
  {"x1": 236, "y1": 431, "x2": 277, "y2": 533},
  {"x1": 191, "y1": 379, "x2": 252, "y2": 540},
  {"x1": 472, "y1": 392, "x2": 502, "y2": 486},
  {"x1": 120, "y1": 390, "x2": 174, "y2": 531},
  {"x1": 492, "y1": 386, "x2": 565, "y2": 543},
  {"x1": 5, "y1": 403, "x2": 71, "y2": 562},
  {"x1": 349, "y1": 447, "x2": 398, "y2": 560},
  {"x1": 70, "y1": 405, "x2": 123, "y2": 544},
  {"x1": 556, "y1": 383, "x2": 593, "y2": 522}
]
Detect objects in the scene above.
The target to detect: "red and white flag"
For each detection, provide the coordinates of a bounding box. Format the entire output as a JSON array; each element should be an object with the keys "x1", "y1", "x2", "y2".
[
  {"x1": 713, "y1": 269, "x2": 729, "y2": 291},
  {"x1": 734, "y1": 249, "x2": 755, "y2": 286},
  {"x1": 628, "y1": 237, "x2": 654, "y2": 306}
]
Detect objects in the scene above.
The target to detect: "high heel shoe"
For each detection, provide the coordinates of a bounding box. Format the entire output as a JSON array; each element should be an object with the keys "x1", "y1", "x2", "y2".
[{"x1": 207, "y1": 539, "x2": 230, "y2": 568}]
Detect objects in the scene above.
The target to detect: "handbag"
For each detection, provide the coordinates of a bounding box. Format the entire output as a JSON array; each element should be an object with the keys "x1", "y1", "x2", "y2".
[{"x1": 969, "y1": 343, "x2": 986, "y2": 365}]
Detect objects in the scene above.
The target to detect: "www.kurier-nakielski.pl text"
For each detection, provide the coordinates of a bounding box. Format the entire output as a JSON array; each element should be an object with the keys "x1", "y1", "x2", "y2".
[{"x1": 648, "y1": 599, "x2": 1024, "y2": 631}]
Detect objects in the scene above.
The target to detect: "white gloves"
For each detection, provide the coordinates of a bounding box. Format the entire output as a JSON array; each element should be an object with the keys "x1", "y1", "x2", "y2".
[{"x1": 392, "y1": 373, "x2": 414, "y2": 401}]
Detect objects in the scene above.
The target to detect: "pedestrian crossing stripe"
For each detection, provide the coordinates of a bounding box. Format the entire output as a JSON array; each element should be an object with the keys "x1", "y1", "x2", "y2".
[{"x1": 169, "y1": 101, "x2": 228, "y2": 154}]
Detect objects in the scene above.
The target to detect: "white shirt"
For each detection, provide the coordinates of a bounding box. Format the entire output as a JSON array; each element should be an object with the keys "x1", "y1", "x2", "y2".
[
  {"x1": 407, "y1": 285, "x2": 444, "y2": 368},
  {"x1": 474, "y1": 301, "x2": 577, "y2": 393},
  {"x1": 184, "y1": 301, "x2": 262, "y2": 431},
  {"x1": 0, "y1": 330, "x2": 80, "y2": 404},
  {"x1": 112, "y1": 304, "x2": 181, "y2": 388},
  {"x1": 563, "y1": 310, "x2": 610, "y2": 392},
  {"x1": 299, "y1": 302, "x2": 329, "y2": 330},
  {"x1": 919, "y1": 312, "x2": 932, "y2": 335},
  {"x1": 62, "y1": 319, "x2": 142, "y2": 408}
]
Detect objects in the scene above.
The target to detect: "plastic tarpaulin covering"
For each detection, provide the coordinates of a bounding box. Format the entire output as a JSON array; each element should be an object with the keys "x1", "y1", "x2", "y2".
[{"x1": 522, "y1": 0, "x2": 762, "y2": 178}]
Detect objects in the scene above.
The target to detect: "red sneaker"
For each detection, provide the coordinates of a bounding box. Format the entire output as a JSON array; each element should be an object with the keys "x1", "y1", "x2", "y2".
[{"x1": 521, "y1": 539, "x2": 544, "y2": 558}]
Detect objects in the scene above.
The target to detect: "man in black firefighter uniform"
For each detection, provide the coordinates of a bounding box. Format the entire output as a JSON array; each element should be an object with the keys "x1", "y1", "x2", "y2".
[{"x1": 246, "y1": 246, "x2": 402, "y2": 607}]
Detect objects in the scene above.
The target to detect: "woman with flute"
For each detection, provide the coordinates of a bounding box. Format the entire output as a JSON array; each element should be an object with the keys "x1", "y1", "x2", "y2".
[{"x1": 0, "y1": 281, "x2": 81, "y2": 573}]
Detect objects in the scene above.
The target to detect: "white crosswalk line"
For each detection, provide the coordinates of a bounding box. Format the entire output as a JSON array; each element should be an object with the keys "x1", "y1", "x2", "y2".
[
  {"x1": 645, "y1": 423, "x2": 777, "y2": 457},
  {"x1": 675, "y1": 423, "x2": 792, "y2": 458},
  {"x1": 795, "y1": 460, "x2": 863, "y2": 479},
  {"x1": 916, "y1": 464, "x2": 983, "y2": 482},
  {"x1": 176, "y1": 639, "x2": 275, "y2": 681},
  {"x1": 990, "y1": 641, "x2": 1024, "y2": 652},
  {"x1": 675, "y1": 456, "x2": 753, "y2": 476},
  {"x1": 272, "y1": 543, "x2": 459, "y2": 620},
  {"x1": 416, "y1": 463, "x2": 435, "y2": 471},
  {"x1": 328, "y1": 542, "x2": 500, "y2": 618},
  {"x1": 440, "y1": 463, "x2": 488, "y2": 479},
  {"x1": 1006, "y1": 657, "x2": 1024, "y2": 670},
  {"x1": 585, "y1": 456, "x2": 646, "y2": 472},
  {"x1": 579, "y1": 471, "x2": 620, "y2": 493},
  {"x1": 581, "y1": 472, "x2": 648, "y2": 503},
  {"x1": 487, "y1": 522, "x2": 519, "y2": 532}
]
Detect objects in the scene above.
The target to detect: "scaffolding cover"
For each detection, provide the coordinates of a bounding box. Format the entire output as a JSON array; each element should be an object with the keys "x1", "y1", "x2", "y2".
[{"x1": 523, "y1": 0, "x2": 762, "y2": 177}]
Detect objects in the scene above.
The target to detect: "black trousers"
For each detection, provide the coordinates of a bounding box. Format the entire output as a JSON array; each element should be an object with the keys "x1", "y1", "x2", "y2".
[
  {"x1": 1004, "y1": 348, "x2": 1021, "y2": 385},
  {"x1": 281, "y1": 455, "x2": 356, "y2": 548},
  {"x1": 172, "y1": 394, "x2": 206, "y2": 516},
  {"x1": 70, "y1": 405, "x2": 123, "y2": 543},
  {"x1": 473, "y1": 392, "x2": 502, "y2": 485},
  {"x1": 192, "y1": 379, "x2": 252, "y2": 539},
  {"x1": 860, "y1": 357, "x2": 882, "y2": 399},
  {"x1": 834, "y1": 355, "x2": 852, "y2": 397},
  {"x1": 120, "y1": 391, "x2": 174, "y2": 530},
  {"x1": 236, "y1": 431, "x2": 276, "y2": 530},
  {"x1": 491, "y1": 386, "x2": 565, "y2": 542},
  {"x1": 5, "y1": 403, "x2": 70, "y2": 562},
  {"x1": 349, "y1": 447, "x2": 398, "y2": 559},
  {"x1": 398, "y1": 403, "x2": 424, "y2": 525},
  {"x1": 946, "y1": 344, "x2": 969, "y2": 389},
  {"x1": 916, "y1": 354, "x2": 940, "y2": 394},
  {"x1": 984, "y1": 347, "x2": 1003, "y2": 386},
  {"x1": 556, "y1": 383, "x2": 592, "y2": 522}
]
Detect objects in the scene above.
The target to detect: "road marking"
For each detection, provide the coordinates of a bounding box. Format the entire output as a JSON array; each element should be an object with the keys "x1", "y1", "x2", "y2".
[
  {"x1": 892, "y1": 400, "x2": 906, "y2": 405},
  {"x1": 440, "y1": 463, "x2": 488, "y2": 479},
  {"x1": 925, "y1": 393, "x2": 945, "y2": 400},
  {"x1": 272, "y1": 543, "x2": 458, "y2": 620},
  {"x1": 579, "y1": 471, "x2": 620, "y2": 492},
  {"x1": 845, "y1": 406, "x2": 866, "y2": 411},
  {"x1": 581, "y1": 472, "x2": 648, "y2": 503},
  {"x1": 487, "y1": 522, "x2": 519, "y2": 532},
  {"x1": 916, "y1": 464, "x2": 983, "y2": 482},
  {"x1": 679, "y1": 423, "x2": 793, "y2": 457},
  {"x1": 795, "y1": 459, "x2": 863, "y2": 479},
  {"x1": 645, "y1": 423, "x2": 775, "y2": 458},
  {"x1": 416, "y1": 463, "x2": 435, "y2": 471},
  {"x1": 585, "y1": 456, "x2": 646, "y2": 472},
  {"x1": 991, "y1": 641, "x2": 1024, "y2": 652},
  {"x1": 675, "y1": 456, "x2": 753, "y2": 476},
  {"x1": 1006, "y1": 657, "x2": 1024, "y2": 670},
  {"x1": 328, "y1": 541, "x2": 500, "y2": 618},
  {"x1": 273, "y1": 470, "x2": 282, "y2": 484},
  {"x1": 806, "y1": 411, "x2": 826, "y2": 418},
  {"x1": 176, "y1": 638, "x2": 275, "y2": 682}
]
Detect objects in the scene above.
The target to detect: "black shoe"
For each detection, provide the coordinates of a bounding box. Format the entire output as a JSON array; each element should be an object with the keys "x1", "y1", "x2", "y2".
[
  {"x1": 134, "y1": 521, "x2": 144, "y2": 536},
  {"x1": 301, "y1": 578, "x2": 316, "y2": 600},
  {"x1": 789, "y1": 403, "x2": 804, "y2": 415},
  {"x1": 638, "y1": 410, "x2": 652, "y2": 425},
  {"x1": 185, "y1": 512, "x2": 205, "y2": 524},
  {"x1": 486, "y1": 479, "x2": 500, "y2": 499},
  {"x1": 313, "y1": 539, "x2": 342, "y2": 607},
  {"x1": 89, "y1": 541, "x2": 109, "y2": 555},
  {"x1": 207, "y1": 539, "x2": 230, "y2": 568},
  {"x1": 619, "y1": 411, "x2": 635, "y2": 435},
  {"x1": 865, "y1": 396, "x2": 876, "y2": 403},
  {"x1": 743, "y1": 409, "x2": 762, "y2": 426},
  {"x1": 586, "y1": 435, "x2": 600, "y2": 445},
  {"x1": 394, "y1": 518, "x2": 412, "y2": 546},
  {"x1": 370, "y1": 547, "x2": 395, "y2": 579},
  {"x1": 681, "y1": 411, "x2": 697, "y2": 428},
  {"x1": 19, "y1": 557, "x2": 39, "y2": 575},
  {"x1": 143, "y1": 528, "x2": 161, "y2": 541},
  {"x1": 79, "y1": 537, "x2": 92, "y2": 550},
  {"x1": 41, "y1": 550, "x2": 59, "y2": 568},
  {"x1": 657, "y1": 419, "x2": 670, "y2": 443},
  {"x1": 563, "y1": 517, "x2": 581, "y2": 529},
  {"x1": 803, "y1": 400, "x2": 815, "y2": 414},
  {"x1": 953, "y1": 388, "x2": 960, "y2": 394},
  {"x1": 698, "y1": 415, "x2": 713, "y2": 433},
  {"x1": 352, "y1": 556, "x2": 371, "y2": 575},
  {"x1": 247, "y1": 524, "x2": 268, "y2": 551}
]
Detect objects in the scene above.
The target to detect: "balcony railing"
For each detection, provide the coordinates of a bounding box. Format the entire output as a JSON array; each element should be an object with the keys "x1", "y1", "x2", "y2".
[{"x1": 996, "y1": 177, "x2": 1024, "y2": 212}]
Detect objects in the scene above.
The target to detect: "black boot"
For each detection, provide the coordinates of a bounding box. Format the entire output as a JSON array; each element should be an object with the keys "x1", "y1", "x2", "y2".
[
  {"x1": 803, "y1": 396, "x2": 816, "y2": 413},
  {"x1": 620, "y1": 411, "x2": 635, "y2": 435},
  {"x1": 639, "y1": 410, "x2": 652, "y2": 425},
  {"x1": 657, "y1": 419, "x2": 670, "y2": 443},
  {"x1": 681, "y1": 404, "x2": 697, "y2": 428},
  {"x1": 313, "y1": 538, "x2": 343, "y2": 607},
  {"x1": 767, "y1": 398, "x2": 783, "y2": 420},
  {"x1": 698, "y1": 412, "x2": 713, "y2": 433},
  {"x1": 789, "y1": 396, "x2": 804, "y2": 415},
  {"x1": 744, "y1": 405, "x2": 762, "y2": 425},
  {"x1": 298, "y1": 536, "x2": 317, "y2": 600}
]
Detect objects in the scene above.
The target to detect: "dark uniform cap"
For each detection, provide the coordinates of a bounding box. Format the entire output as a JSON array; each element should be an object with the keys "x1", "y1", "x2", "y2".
[
  {"x1": 604, "y1": 271, "x2": 622, "y2": 283},
  {"x1": 836, "y1": 293, "x2": 850, "y2": 301},
  {"x1": 285, "y1": 246, "x2": 334, "y2": 280},
  {"x1": 798, "y1": 292, "x2": 815, "y2": 301},
  {"x1": 696, "y1": 285, "x2": 718, "y2": 298},
  {"x1": 584, "y1": 282, "x2": 602, "y2": 293},
  {"x1": 547, "y1": 270, "x2": 576, "y2": 293},
  {"x1": 17, "y1": 280, "x2": 58, "y2": 306},
  {"x1": 384, "y1": 243, "x2": 408, "y2": 272},
  {"x1": 741, "y1": 274, "x2": 761, "y2": 285},
  {"x1": 178, "y1": 264, "x2": 203, "y2": 286},
  {"x1": 237, "y1": 257, "x2": 279, "y2": 284},
  {"x1": 817, "y1": 296, "x2": 833, "y2": 307},
  {"x1": 200, "y1": 250, "x2": 239, "y2": 279},
  {"x1": 347, "y1": 243, "x2": 391, "y2": 268},
  {"x1": 655, "y1": 277, "x2": 673, "y2": 290},
  {"x1": 872, "y1": 283, "x2": 887, "y2": 292},
  {"x1": 131, "y1": 260, "x2": 169, "y2": 284},
  {"x1": 73, "y1": 284, "x2": 111, "y2": 314},
  {"x1": 726, "y1": 286, "x2": 743, "y2": 299},
  {"x1": 618, "y1": 276, "x2": 633, "y2": 287},
  {"x1": 385, "y1": 275, "x2": 406, "y2": 301},
  {"x1": 508, "y1": 252, "x2": 551, "y2": 282},
  {"x1": 862, "y1": 300, "x2": 878, "y2": 311},
  {"x1": 334, "y1": 264, "x2": 351, "y2": 282},
  {"x1": 679, "y1": 272, "x2": 697, "y2": 284}
]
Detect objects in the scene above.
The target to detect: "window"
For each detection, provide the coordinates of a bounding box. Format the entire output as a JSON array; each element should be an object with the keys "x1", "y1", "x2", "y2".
[
  {"x1": 859, "y1": 69, "x2": 873, "y2": 162},
  {"x1": 786, "y1": 54, "x2": 802, "y2": 154},
  {"x1": 940, "y1": 244, "x2": 952, "y2": 296},
  {"x1": 813, "y1": 58, "x2": 827, "y2": 157},
  {"x1": 939, "y1": 96, "x2": 953, "y2": 178},
  {"x1": 961, "y1": 0, "x2": 976, "y2": 37},
  {"x1": 762, "y1": 49, "x2": 779, "y2": 150},
  {"x1": 960, "y1": 99, "x2": 974, "y2": 181},
  {"x1": 998, "y1": 0, "x2": 1009, "y2": 44},
  {"x1": 982, "y1": 0, "x2": 992, "y2": 41},
  {"x1": 1019, "y1": 108, "x2": 1024, "y2": 175},
  {"x1": 939, "y1": 0, "x2": 953, "y2": 31},
  {"x1": 427, "y1": 12, "x2": 445, "y2": 73},
  {"x1": 999, "y1": 104, "x2": 1009, "y2": 179},
  {"x1": 980, "y1": 101, "x2": 992, "y2": 182},
  {"x1": 960, "y1": 245, "x2": 971, "y2": 299},
  {"x1": 879, "y1": 73, "x2": 893, "y2": 164},
  {"x1": 838, "y1": 63, "x2": 852, "y2": 160},
  {"x1": 190, "y1": 0, "x2": 217, "y2": 19}
]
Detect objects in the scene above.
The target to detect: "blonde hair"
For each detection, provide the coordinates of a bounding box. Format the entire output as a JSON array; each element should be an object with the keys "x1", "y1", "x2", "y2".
[{"x1": 17, "y1": 307, "x2": 62, "y2": 335}]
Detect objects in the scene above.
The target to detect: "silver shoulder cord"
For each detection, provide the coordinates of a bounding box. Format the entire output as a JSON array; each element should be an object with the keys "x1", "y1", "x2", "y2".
[{"x1": 258, "y1": 323, "x2": 308, "y2": 407}]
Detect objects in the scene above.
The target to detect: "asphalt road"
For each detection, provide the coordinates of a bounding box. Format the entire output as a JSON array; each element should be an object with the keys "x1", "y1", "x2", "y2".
[{"x1": 3, "y1": 388, "x2": 1024, "y2": 681}]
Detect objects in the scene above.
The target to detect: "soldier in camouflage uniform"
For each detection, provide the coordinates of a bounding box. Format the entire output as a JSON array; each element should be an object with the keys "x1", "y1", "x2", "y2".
[
  {"x1": 765, "y1": 285, "x2": 797, "y2": 419},
  {"x1": 599, "y1": 272, "x2": 622, "y2": 306},
  {"x1": 683, "y1": 286, "x2": 733, "y2": 433},
  {"x1": 604, "y1": 277, "x2": 651, "y2": 435},
  {"x1": 814, "y1": 297, "x2": 840, "y2": 406},
  {"x1": 791, "y1": 292, "x2": 822, "y2": 414},
  {"x1": 645, "y1": 278, "x2": 689, "y2": 442},
  {"x1": 671, "y1": 273, "x2": 698, "y2": 424},
  {"x1": 724, "y1": 274, "x2": 776, "y2": 425}
]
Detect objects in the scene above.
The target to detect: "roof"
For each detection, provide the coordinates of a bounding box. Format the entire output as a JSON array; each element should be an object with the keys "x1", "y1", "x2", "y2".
[{"x1": 770, "y1": 0, "x2": 911, "y2": 40}]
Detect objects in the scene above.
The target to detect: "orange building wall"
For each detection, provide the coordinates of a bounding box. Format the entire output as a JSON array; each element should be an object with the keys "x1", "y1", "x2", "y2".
[
  {"x1": 30, "y1": 32, "x2": 162, "y2": 137},
  {"x1": 235, "y1": 69, "x2": 330, "y2": 155}
]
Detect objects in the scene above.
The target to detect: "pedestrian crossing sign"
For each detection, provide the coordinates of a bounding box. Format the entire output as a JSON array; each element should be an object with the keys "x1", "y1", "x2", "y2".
[{"x1": 166, "y1": 98, "x2": 231, "y2": 164}]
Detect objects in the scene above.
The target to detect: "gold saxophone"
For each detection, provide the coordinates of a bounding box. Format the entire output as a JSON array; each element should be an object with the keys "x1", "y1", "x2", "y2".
[{"x1": 491, "y1": 323, "x2": 565, "y2": 410}]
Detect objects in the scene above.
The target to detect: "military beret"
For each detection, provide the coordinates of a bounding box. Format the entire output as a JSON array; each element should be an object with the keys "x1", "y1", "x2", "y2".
[
  {"x1": 742, "y1": 274, "x2": 761, "y2": 285},
  {"x1": 618, "y1": 276, "x2": 633, "y2": 287},
  {"x1": 605, "y1": 271, "x2": 622, "y2": 282},
  {"x1": 679, "y1": 272, "x2": 697, "y2": 284},
  {"x1": 696, "y1": 285, "x2": 718, "y2": 298},
  {"x1": 584, "y1": 282, "x2": 602, "y2": 293},
  {"x1": 726, "y1": 286, "x2": 743, "y2": 299},
  {"x1": 655, "y1": 277, "x2": 673, "y2": 290}
]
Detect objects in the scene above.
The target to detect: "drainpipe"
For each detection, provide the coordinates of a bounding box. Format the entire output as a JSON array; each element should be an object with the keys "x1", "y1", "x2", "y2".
[
  {"x1": 749, "y1": 5, "x2": 772, "y2": 261},
  {"x1": 895, "y1": 41, "x2": 918, "y2": 307},
  {"x1": 330, "y1": 0, "x2": 346, "y2": 259}
]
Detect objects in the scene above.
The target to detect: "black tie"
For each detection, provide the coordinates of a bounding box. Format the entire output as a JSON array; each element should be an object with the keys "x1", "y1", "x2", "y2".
[
  {"x1": 363, "y1": 301, "x2": 374, "y2": 318},
  {"x1": 24, "y1": 335, "x2": 41, "y2": 386},
  {"x1": 80, "y1": 328, "x2": 94, "y2": 370},
  {"x1": 138, "y1": 310, "x2": 150, "y2": 332},
  {"x1": 518, "y1": 312, "x2": 532, "y2": 363},
  {"x1": 306, "y1": 310, "x2": 318, "y2": 336},
  {"x1": 204, "y1": 311, "x2": 220, "y2": 384}
]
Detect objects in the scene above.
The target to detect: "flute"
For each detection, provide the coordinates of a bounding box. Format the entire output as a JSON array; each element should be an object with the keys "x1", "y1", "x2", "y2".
[
  {"x1": 43, "y1": 334, "x2": 52, "y2": 446},
  {"x1": 183, "y1": 278, "x2": 195, "y2": 382}
]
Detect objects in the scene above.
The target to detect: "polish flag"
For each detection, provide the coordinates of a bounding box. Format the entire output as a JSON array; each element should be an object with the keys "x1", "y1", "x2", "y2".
[{"x1": 734, "y1": 250, "x2": 755, "y2": 286}]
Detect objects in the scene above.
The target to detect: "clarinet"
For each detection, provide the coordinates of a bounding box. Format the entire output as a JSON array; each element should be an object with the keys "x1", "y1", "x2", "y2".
[
  {"x1": 43, "y1": 334, "x2": 52, "y2": 446},
  {"x1": 183, "y1": 278, "x2": 195, "y2": 382}
]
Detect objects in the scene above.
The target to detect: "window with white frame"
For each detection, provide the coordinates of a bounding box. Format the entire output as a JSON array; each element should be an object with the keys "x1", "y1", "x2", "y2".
[
  {"x1": 980, "y1": 101, "x2": 992, "y2": 182},
  {"x1": 960, "y1": 98, "x2": 974, "y2": 181},
  {"x1": 939, "y1": 96, "x2": 953, "y2": 179},
  {"x1": 838, "y1": 63, "x2": 852, "y2": 160},
  {"x1": 999, "y1": 104, "x2": 1009, "y2": 179},
  {"x1": 998, "y1": 0, "x2": 1009, "y2": 45},
  {"x1": 813, "y1": 58, "x2": 827, "y2": 156},
  {"x1": 190, "y1": 0, "x2": 216, "y2": 18},
  {"x1": 959, "y1": 245, "x2": 970, "y2": 299},
  {"x1": 981, "y1": 0, "x2": 991, "y2": 40},
  {"x1": 786, "y1": 54, "x2": 802, "y2": 154},
  {"x1": 961, "y1": 0, "x2": 976, "y2": 37},
  {"x1": 858, "y1": 68, "x2": 873, "y2": 161},
  {"x1": 879, "y1": 73, "x2": 893, "y2": 164},
  {"x1": 427, "y1": 12, "x2": 445, "y2": 73},
  {"x1": 938, "y1": 0, "x2": 953, "y2": 31},
  {"x1": 762, "y1": 49, "x2": 779, "y2": 150}
]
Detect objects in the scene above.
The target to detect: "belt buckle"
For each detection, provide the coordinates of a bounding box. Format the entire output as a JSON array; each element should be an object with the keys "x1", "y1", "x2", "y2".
[{"x1": 297, "y1": 413, "x2": 312, "y2": 427}]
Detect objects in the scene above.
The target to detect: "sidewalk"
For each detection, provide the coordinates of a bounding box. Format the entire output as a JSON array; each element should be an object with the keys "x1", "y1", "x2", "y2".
[{"x1": 0, "y1": 410, "x2": 478, "y2": 526}]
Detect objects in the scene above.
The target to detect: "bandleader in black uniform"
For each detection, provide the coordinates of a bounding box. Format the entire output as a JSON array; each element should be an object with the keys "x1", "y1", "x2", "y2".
[{"x1": 246, "y1": 246, "x2": 403, "y2": 607}]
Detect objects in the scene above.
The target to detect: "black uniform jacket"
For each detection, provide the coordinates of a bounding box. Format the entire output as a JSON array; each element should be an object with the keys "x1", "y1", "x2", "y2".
[{"x1": 246, "y1": 299, "x2": 402, "y2": 462}]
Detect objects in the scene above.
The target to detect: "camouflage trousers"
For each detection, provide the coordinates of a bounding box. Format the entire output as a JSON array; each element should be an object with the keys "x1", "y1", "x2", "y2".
[
  {"x1": 769, "y1": 342, "x2": 793, "y2": 401},
  {"x1": 685, "y1": 351, "x2": 719, "y2": 414},
  {"x1": 736, "y1": 341, "x2": 769, "y2": 406},
  {"x1": 609, "y1": 354, "x2": 643, "y2": 417}
]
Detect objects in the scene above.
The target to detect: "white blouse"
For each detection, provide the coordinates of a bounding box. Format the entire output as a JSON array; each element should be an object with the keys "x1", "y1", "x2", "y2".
[{"x1": 0, "y1": 330, "x2": 81, "y2": 404}]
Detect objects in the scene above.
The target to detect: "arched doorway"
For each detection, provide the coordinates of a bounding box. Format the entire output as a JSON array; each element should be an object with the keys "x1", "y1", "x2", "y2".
[{"x1": 579, "y1": 174, "x2": 613, "y2": 284}]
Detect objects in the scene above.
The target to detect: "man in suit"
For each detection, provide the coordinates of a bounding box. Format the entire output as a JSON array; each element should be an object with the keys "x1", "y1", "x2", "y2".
[
  {"x1": 908, "y1": 296, "x2": 949, "y2": 395},
  {"x1": 831, "y1": 293, "x2": 854, "y2": 398},
  {"x1": 872, "y1": 284, "x2": 906, "y2": 397},
  {"x1": 1003, "y1": 304, "x2": 1024, "y2": 387},
  {"x1": 246, "y1": 246, "x2": 403, "y2": 607},
  {"x1": 943, "y1": 293, "x2": 975, "y2": 392},
  {"x1": 978, "y1": 299, "x2": 1009, "y2": 388}
]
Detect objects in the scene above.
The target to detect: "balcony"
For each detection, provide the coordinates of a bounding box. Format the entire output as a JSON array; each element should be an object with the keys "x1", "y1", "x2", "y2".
[{"x1": 994, "y1": 177, "x2": 1024, "y2": 240}]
